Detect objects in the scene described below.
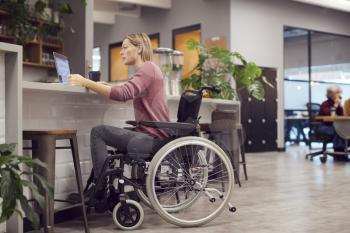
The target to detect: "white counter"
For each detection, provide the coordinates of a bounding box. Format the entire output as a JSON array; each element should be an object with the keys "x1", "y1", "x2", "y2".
[
  {"x1": 0, "y1": 42, "x2": 23, "y2": 233},
  {"x1": 22, "y1": 80, "x2": 240, "y2": 106}
]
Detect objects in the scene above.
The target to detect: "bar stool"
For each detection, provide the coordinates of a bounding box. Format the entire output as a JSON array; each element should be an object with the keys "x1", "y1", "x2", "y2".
[
  {"x1": 23, "y1": 130, "x2": 89, "y2": 233},
  {"x1": 236, "y1": 125, "x2": 248, "y2": 181},
  {"x1": 199, "y1": 123, "x2": 242, "y2": 187}
]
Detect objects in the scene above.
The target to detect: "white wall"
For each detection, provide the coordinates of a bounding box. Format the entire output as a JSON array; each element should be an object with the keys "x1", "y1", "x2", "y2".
[
  {"x1": 230, "y1": 0, "x2": 350, "y2": 148},
  {"x1": 0, "y1": 53, "x2": 4, "y2": 145},
  {"x1": 0, "y1": 52, "x2": 5, "y2": 233},
  {"x1": 94, "y1": 0, "x2": 231, "y2": 81}
]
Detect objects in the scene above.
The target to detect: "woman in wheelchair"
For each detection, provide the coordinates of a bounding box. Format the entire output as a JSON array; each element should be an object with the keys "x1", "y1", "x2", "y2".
[{"x1": 69, "y1": 33, "x2": 236, "y2": 230}]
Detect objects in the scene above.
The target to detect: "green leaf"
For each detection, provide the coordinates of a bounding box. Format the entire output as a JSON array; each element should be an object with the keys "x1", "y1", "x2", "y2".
[
  {"x1": 19, "y1": 195, "x2": 40, "y2": 229},
  {"x1": 59, "y1": 0, "x2": 74, "y2": 14},
  {"x1": 231, "y1": 52, "x2": 247, "y2": 65},
  {"x1": 34, "y1": 0, "x2": 46, "y2": 15},
  {"x1": 21, "y1": 180, "x2": 45, "y2": 209},
  {"x1": 0, "y1": 169, "x2": 18, "y2": 222},
  {"x1": 16, "y1": 157, "x2": 48, "y2": 169},
  {"x1": 0, "y1": 169, "x2": 16, "y2": 199},
  {"x1": 32, "y1": 173, "x2": 53, "y2": 198},
  {"x1": 186, "y1": 38, "x2": 201, "y2": 50},
  {"x1": 0, "y1": 156, "x2": 16, "y2": 166},
  {"x1": 0, "y1": 143, "x2": 16, "y2": 156},
  {"x1": 247, "y1": 80, "x2": 265, "y2": 100},
  {"x1": 20, "y1": 172, "x2": 53, "y2": 198}
]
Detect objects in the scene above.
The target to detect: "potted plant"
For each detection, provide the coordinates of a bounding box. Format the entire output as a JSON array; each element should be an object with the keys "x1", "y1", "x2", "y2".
[
  {"x1": 182, "y1": 39, "x2": 272, "y2": 100},
  {"x1": 0, "y1": 143, "x2": 52, "y2": 229},
  {"x1": 0, "y1": 0, "x2": 38, "y2": 45}
]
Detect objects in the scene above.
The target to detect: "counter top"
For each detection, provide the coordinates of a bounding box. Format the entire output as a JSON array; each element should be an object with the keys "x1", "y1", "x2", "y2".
[
  {"x1": 0, "y1": 42, "x2": 22, "y2": 53},
  {"x1": 22, "y1": 81, "x2": 240, "y2": 105}
]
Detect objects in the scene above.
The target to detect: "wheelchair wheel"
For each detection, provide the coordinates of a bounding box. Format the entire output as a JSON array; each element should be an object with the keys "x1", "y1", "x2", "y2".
[
  {"x1": 131, "y1": 161, "x2": 203, "y2": 213},
  {"x1": 146, "y1": 136, "x2": 234, "y2": 227},
  {"x1": 112, "y1": 199, "x2": 144, "y2": 230}
]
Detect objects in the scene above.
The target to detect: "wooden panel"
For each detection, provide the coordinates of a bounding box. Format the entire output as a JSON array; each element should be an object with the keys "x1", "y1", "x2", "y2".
[
  {"x1": 174, "y1": 30, "x2": 200, "y2": 78},
  {"x1": 151, "y1": 38, "x2": 159, "y2": 49},
  {"x1": 110, "y1": 46, "x2": 128, "y2": 81}
]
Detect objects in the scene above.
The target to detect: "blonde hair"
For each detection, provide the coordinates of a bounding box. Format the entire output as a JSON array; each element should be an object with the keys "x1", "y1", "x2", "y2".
[{"x1": 125, "y1": 33, "x2": 153, "y2": 62}]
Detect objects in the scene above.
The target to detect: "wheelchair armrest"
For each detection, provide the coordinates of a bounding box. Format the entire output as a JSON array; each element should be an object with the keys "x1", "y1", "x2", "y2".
[{"x1": 126, "y1": 120, "x2": 196, "y2": 131}]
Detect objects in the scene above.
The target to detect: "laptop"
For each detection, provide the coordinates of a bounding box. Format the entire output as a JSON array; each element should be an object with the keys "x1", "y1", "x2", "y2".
[{"x1": 53, "y1": 52, "x2": 70, "y2": 84}]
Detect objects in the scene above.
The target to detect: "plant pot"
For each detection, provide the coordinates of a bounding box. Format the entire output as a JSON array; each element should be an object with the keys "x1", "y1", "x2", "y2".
[{"x1": 53, "y1": 11, "x2": 60, "y2": 24}]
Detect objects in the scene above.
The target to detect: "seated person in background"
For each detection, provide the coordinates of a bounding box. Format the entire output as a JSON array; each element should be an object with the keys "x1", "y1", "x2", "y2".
[
  {"x1": 317, "y1": 85, "x2": 346, "y2": 159},
  {"x1": 343, "y1": 98, "x2": 350, "y2": 116}
]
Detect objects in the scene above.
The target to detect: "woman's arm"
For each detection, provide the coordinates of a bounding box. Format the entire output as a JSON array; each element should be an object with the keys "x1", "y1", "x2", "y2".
[{"x1": 69, "y1": 74, "x2": 111, "y2": 98}]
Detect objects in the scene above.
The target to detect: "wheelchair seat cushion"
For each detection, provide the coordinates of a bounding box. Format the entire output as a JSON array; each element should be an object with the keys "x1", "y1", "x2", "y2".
[{"x1": 125, "y1": 136, "x2": 175, "y2": 160}]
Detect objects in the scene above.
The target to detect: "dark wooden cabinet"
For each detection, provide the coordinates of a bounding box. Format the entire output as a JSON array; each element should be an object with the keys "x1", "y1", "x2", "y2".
[{"x1": 239, "y1": 67, "x2": 278, "y2": 152}]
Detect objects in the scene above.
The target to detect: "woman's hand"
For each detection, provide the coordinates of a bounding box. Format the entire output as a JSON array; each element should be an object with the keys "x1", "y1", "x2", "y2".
[
  {"x1": 334, "y1": 94, "x2": 341, "y2": 107},
  {"x1": 68, "y1": 74, "x2": 87, "y2": 87}
]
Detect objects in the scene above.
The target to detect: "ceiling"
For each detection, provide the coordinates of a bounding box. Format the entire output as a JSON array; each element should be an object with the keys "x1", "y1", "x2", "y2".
[
  {"x1": 292, "y1": 0, "x2": 350, "y2": 13},
  {"x1": 94, "y1": 0, "x2": 171, "y2": 24}
]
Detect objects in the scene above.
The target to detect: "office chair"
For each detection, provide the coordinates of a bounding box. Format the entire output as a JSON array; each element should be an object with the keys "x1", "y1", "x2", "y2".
[{"x1": 305, "y1": 103, "x2": 333, "y2": 163}]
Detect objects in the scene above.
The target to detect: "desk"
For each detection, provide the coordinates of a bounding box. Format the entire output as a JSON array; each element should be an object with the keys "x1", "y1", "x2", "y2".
[
  {"x1": 315, "y1": 116, "x2": 350, "y2": 122},
  {"x1": 285, "y1": 116, "x2": 309, "y2": 144}
]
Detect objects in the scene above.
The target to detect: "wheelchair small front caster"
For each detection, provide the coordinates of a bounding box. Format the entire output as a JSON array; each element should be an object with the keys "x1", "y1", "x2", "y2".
[
  {"x1": 112, "y1": 200, "x2": 144, "y2": 230},
  {"x1": 320, "y1": 156, "x2": 327, "y2": 163},
  {"x1": 229, "y1": 206, "x2": 236, "y2": 213}
]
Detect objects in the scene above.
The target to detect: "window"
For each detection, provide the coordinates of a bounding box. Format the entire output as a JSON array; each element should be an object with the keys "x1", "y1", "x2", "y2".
[
  {"x1": 92, "y1": 47, "x2": 101, "y2": 71},
  {"x1": 172, "y1": 24, "x2": 201, "y2": 78},
  {"x1": 284, "y1": 27, "x2": 350, "y2": 146}
]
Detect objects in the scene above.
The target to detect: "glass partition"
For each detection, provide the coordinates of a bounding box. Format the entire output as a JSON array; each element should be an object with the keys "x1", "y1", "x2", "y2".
[{"x1": 284, "y1": 27, "x2": 350, "y2": 146}]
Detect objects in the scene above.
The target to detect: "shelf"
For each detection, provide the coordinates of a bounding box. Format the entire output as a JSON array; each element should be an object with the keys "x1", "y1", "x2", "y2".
[
  {"x1": 42, "y1": 42, "x2": 63, "y2": 49},
  {"x1": 25, "y1": 40, "x2": 40, "y2": 46},
  {"x1": 0, "y1": 34, "x2": 14, "y2": 40},
  {"x1": 0, "y1": 10, "x2": 10, "y2": 17},
  {"x1": 23, "y1": 62, "x2": 55, "y2": 69}
]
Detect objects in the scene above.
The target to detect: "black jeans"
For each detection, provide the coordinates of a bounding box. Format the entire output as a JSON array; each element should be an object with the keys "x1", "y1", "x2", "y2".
[
  {"x1": 316, "y1": 124, "x2": 345, "y2": 150},
  {"x1": 90, "y1": 125, "x2": 163, "y2": 181}
]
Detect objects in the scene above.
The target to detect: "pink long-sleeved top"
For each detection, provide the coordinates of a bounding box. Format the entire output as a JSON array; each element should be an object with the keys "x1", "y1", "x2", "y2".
[{"x1": 109, "y1": 61, "x2": 170, "y2": 139}]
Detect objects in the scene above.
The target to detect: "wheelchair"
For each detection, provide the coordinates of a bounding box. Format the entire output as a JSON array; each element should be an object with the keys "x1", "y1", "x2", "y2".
[{"x1": 82, "y1": 86, "x2": 236, "y2": 230}]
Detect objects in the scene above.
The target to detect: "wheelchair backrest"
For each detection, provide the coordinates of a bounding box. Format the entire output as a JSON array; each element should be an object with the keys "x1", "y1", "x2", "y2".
[{"x1": 177, "y1": 90, "x2": 203, "y2": 123}]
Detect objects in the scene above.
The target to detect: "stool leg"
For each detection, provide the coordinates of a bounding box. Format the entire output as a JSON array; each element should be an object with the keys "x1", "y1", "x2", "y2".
[
  {"x1": 32, "y1": 136, "x2": 56, "y2": 233},
  {"x1": 70, "y1": 137, "x2": 90, "y2": 233},
  {"x1": 240, "y1": 144, "x2": 248, "y2": 181}
]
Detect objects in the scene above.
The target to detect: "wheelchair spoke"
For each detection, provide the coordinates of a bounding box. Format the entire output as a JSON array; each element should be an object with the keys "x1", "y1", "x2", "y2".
[{"x1": 167, "y1": 153, "x2": 193, "y2": 179}]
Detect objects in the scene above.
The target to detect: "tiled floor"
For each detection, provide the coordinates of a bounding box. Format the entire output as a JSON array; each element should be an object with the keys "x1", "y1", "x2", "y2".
[{"x1": 51, "y1": 146, "x2": 350, "y2": 233}]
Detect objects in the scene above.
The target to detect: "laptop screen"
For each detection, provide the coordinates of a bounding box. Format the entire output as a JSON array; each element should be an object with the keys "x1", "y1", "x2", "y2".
[{"x1": 53, "y1": 52, "x2": 70, "y2": 84}]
